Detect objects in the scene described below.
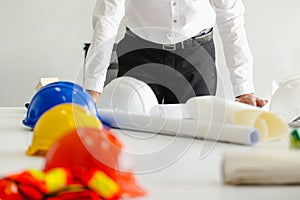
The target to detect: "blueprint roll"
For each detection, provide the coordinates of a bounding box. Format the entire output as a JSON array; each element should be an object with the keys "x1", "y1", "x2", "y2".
[
  {"x1": 98, "y1": 109, "x2": 260, "y2": 146},
  {"x1": 148, "y1": 96, "x2": 289, "y2": 142},
  {"x1": 185, "y1": 96, "x2": 289, "y2": 141},
  {"x1": 223, "y1": 150, "x2": 300, "y2": 185}
]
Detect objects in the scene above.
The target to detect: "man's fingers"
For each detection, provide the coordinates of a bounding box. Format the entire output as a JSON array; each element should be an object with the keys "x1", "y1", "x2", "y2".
[
  {"x1": 236, "y1": 94, "x2": 269, "y2": 108},
  {"x1": 247, "y1": 96, "x2": 257, "y2": 107},
  {"x1": 236, "y1": 95, "x2": 257, "y2": 106},
  {"x1": 256, "y1": 99, "x2": 268, "y2": 108}
]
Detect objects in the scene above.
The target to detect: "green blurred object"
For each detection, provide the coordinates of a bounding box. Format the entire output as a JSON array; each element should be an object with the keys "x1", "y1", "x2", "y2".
[{"x1": 290, "y1": 129, "x2": 300, "y2": 149}]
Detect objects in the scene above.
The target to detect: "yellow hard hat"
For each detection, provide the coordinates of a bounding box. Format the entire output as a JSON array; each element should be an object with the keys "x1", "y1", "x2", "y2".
[{"x1": 26, "y1": 103, "x2": 102, "y2": 156}]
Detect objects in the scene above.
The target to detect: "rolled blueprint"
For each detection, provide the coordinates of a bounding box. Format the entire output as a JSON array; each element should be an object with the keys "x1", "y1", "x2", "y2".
[
  {"x1": 150, "y1": 104, "x2": 191, "y2": 119},
  {"x1": 98, "y1": 109, "x2": 260, "y2": 145},
  {"x1": 147, "y1": 96, "x2": 289, "y2": 141},
  {"x1": 185, "y1": 96, "x2": 289, "y2": 141},
  {"x1": 223, "y1": 150, "x2": 300, "y2": 185}
]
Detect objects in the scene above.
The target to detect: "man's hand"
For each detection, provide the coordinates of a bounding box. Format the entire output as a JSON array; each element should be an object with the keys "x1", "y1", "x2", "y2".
[
  {"x1": 87, "y1": 90, "x2": 100, "y2": 103},
  {"x1": 235, "y1": 93, "x2": 268, "y2": 108}
]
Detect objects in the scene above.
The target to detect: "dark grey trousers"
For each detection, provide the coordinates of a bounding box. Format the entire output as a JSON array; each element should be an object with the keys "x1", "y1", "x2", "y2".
[{"x1": 116, "y1": 29, "x2": 217, "y2": 104}]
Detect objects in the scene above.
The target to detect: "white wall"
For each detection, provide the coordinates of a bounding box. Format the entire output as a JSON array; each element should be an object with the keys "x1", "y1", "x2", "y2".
[
  {"x1": 0, "y1": 0, "x2": 300, "y2": 106},
  {"x1": 0, "y1": 0, "x2": 96, "y2": 106},
  {"x1": 215, "y1": 0, "x2": 300, "y2": 99}
]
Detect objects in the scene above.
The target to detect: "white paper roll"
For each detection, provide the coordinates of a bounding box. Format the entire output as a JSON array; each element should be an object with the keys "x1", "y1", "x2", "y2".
[
  {"x1": 223, "y1": 150, "x2": 300, "y2": 185},
  {"x1": 98, "y1": 109, "x2": 260, "y2": 145},
  {"x1": 185, "y1": 96, "x2": 289, "y2": 141},
  {"x1": 150, "y1": 104, "x2": 191, "y2": 119}
]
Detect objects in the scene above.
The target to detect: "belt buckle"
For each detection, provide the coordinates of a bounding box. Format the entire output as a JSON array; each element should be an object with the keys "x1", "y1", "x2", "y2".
[{"x1": 162, "y1": 44, "x2": 176, "y2": 51}]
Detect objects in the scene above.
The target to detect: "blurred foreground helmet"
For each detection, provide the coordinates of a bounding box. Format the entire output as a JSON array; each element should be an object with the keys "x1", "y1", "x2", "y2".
[
  {"x1": 270, "y1": 75, "x2": 300, "y2": 122},
  {"x1": 26, "y1": 103, "x2": 102, "y2": 156},
  {"x1": 23, "y1": 81, "x2": 98, "y2": 128},
  {"x1": 44, "y1": 127, "x2": 146, "y2": 199},
  {"x1": 99, "y1": 77, "x2": 158, "y2": 114}
]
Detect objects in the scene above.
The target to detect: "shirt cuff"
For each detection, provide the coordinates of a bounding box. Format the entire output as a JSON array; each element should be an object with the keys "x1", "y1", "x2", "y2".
[
  {"x1": 83, "y1": 75, "x2": 106, "y2": 93},
  {"x1": 233, "y1": 81, "x2": 255, "y2": 98}
]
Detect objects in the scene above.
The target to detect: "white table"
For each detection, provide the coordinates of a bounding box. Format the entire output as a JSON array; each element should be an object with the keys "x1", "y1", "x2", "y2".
[{"x1": 0, "y1": 107, "x2": 300, "y2": 200}]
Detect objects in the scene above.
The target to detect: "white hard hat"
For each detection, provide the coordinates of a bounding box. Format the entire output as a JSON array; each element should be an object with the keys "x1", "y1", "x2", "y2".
[
  {"x1": 99, "y1": 76, "x2": 158, "y2": 115},
  {"x1": 269, "y1": 75, "x2": 300, "y2": 122}
]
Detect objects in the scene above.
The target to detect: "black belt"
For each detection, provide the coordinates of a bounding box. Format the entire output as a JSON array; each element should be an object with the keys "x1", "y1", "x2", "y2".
[
  {"x1": 126, "y1": 28, "x2": 213, "y2": 51},
  {"x1": 162, "y1": 28, "x2": 213, "y2": 51}
]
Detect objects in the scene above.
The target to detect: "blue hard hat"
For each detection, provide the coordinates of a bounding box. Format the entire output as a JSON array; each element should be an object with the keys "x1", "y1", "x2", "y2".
[{"x1": 23, "y1": 81, "x2": 105, "y2": 128}]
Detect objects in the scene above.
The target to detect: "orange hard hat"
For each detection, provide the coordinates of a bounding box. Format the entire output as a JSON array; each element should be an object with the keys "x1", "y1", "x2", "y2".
[{"x1": 44, "y1": 127, "x2": 146, "y2": 199}]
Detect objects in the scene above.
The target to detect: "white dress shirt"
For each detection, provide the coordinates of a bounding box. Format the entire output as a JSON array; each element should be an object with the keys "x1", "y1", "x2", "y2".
[{"x1": 84, "y1": 0, "x2": 255, "y2": 97}]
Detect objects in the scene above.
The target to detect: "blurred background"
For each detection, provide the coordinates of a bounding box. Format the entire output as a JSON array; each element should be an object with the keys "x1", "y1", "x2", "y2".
[{"x1": 0, "y1": 0, "x2": 299, "y2": 106}]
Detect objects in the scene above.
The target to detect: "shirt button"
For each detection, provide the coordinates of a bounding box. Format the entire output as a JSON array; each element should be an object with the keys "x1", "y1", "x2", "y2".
[
  {"x1": 167, "y1": 33, "x2": 175, "y2": 38},
  {"x1": 172, "y1": 2, "x2": 176, "y2": 6},
  {"x1": 173, "y1": 19, "x2": 177, "y2": 23}
]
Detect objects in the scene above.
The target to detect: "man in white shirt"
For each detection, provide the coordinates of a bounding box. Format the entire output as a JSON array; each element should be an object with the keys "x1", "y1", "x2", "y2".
[{"x1": 84, "y1": 0, "x2": 267, "y2": 107}]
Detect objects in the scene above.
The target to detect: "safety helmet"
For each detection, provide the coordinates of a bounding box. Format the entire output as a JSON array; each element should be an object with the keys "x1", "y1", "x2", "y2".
[
  {"x1": 98, "y1": 77, "x2": 158, "y2": 115},
  {"x1": 269, "y1": 75, "x2": 300, "y2": 122},
  {"x1": 26, "y1": 103, "x2": 102, "y2": 156},
  {"x1": 44, "y1": 127, "x2": 146, "y2": 198},
  {"x1": 23, "y1": 81, "x2": 98, "y2": 128}
]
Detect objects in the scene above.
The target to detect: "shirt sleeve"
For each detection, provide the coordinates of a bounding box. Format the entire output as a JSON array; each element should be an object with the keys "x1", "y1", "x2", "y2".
[
  {"x1": 211, "y1": 0, "x2": 255, "y2": 97},
  {"x1": 84, "y1": 0, "x2": 126, "y2": 93}
]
